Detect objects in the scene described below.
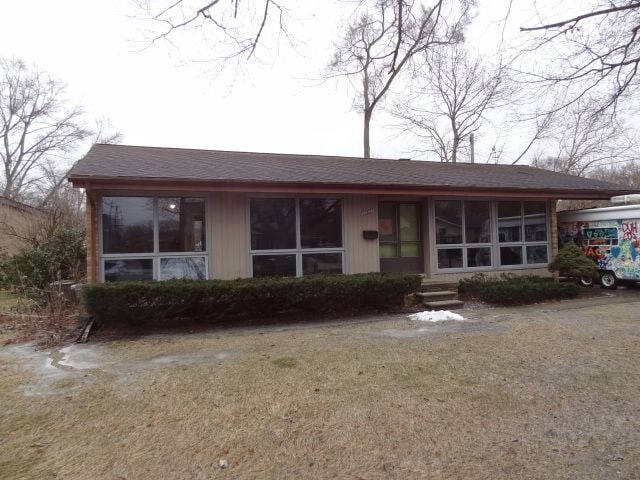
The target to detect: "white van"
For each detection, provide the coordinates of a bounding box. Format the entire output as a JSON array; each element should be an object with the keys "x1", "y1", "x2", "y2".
[{"x1": 558, "y1": 205, "x2": 640, "y2": 289}]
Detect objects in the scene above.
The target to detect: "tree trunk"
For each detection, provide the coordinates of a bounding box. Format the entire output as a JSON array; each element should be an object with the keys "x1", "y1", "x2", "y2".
[
  {"x1": 363, "y1": 70, "x2": 371, "y2": 159},
  {"x1": 364, "y1": 109, "x2": 371, "y2": 158},
  {"x1": 451, "y1": 135, "x2": 459, "y2": 163}
]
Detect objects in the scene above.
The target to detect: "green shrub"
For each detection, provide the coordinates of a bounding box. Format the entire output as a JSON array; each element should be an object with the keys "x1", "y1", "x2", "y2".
[
  {"x1": 548, "y1": 242, "x2": 598, "y2": 280},
  {"x1": 82, "y1": 273, "x2": 422, "y2": 324},
  {"x1": 0, "y1": 248, "x2": 51, "y2": 291},
  {"x1": 458, "y1": 273, "x2": 580, "y2": 306},
  {"x1": 0, "y1": 228, "x2": 86, "y2": 295}
]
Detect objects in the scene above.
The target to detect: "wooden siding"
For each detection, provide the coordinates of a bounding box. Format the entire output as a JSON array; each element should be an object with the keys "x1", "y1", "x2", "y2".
[
  {"x1": 210, "y1": 192, "x2": 249, "y2": 279},
  {"x1": 0, "y1": 198, "x2": 46, "y2": 257},
  {"x1": 550, "y1": 200, "x2": 559, "y2": 258},
  {"x1": 344, "y1": 195, "x2": 380, "y2": 274},
  {"x1": 85, "y1": 190, "x2": 99, "y2": 283}
]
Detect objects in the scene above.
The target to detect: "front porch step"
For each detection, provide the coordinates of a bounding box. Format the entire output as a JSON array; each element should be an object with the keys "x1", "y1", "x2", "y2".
[
  {"x1": 423, "y1": 299, "x2": 465, "y2": 310},
  {"x1": 416, "y1": 290, "x2": 458, "y2": 302},
  {"x1": 418, "y1": 281, "x2": 459, "y2": 293}
]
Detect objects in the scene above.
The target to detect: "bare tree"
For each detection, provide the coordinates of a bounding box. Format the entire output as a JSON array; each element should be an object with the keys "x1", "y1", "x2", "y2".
[
  {"x1": 0, "y1": 58, "x2": 89, "y2": 201},
  {"x1": 327, "y1": 0, "x2": 473, "y2": 158},
  {"x1": 135, "y1": 0, "x2": 292, "y2": 67},
  {"x1": 557, "y1": 160, "x2": 640, "y2": 211},
  {"x1": 531, "y1": 100, "x2": 636, "y2": 176},
  {"x1": 394, "y1": 45, "x2": 507, "y2": 162},
  {"x1": 519, "y1": 2, "x2": 640, "y2": 113}
]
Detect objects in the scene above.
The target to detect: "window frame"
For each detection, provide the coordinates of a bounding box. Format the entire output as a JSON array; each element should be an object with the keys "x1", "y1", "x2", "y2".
[
  {"x1": 433, "y1": 199, "x2": 494, "y2": 272},
  {"x1": 497, "y1": 200, "x2": 549, "y2": 269},
  {"x1": 247, "y1": 196, "x2": 345, "y2": 277},
  {"x1": 99, "y1": 195, "x2": 209, "y2": 282},
  {"x1": 431, "y1": 198, "x2": 551, "y2": 273}
]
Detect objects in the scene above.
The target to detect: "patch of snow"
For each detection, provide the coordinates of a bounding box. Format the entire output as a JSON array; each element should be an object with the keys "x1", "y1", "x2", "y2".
[
  {"x1": 58, "y1": 345, "x2": 103, "y2": 370},
  {"x1": 0, "y1": 343, "x2": 75, "y2": 396},
  {"x1": 408, "y1": 310, "x2": 465, "y2": 322}
]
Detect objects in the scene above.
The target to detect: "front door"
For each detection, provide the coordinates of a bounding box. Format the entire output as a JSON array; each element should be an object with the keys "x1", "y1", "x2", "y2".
[{"x1": 378, "y1": 202, "x2": 423, "y2": 273}]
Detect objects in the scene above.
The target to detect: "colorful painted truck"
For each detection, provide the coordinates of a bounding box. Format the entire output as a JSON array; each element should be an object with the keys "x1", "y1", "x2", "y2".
[{"x1": 558, "y1": 205, "x2": 640, "y2": 289}]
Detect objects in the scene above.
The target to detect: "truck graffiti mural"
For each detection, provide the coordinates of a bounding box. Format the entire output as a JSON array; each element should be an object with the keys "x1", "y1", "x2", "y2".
[{"x1": 558, "y1": 219, "x2": 640, "y2": 282}]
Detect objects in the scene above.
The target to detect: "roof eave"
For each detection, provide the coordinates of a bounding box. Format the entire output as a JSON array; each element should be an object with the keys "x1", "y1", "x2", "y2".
[{"x1": 67, "y1": 175, "x2": 632, "y2": 200}]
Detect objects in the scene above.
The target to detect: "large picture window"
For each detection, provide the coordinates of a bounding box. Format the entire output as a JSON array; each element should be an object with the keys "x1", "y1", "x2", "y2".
[
  {"x1": 100, "y1": 196, "x2": 207, "y2": 281},
  {"x1": 498, "y1": 200, "x2": 548, "y2": 266},
  {"x1": 435, "y1": 200, "x2": 492, "y2": 270},
  {"x1": 434, "y1": 199, "x2": 549, "y2": 271},
  {"x1": 250, "y1": 197, "x2": 343, "y2": 277}
]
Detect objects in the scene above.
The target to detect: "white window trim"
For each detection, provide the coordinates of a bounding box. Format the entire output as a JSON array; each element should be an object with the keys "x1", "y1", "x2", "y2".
[
  {"x1": 99, "y1": 195, "x2": 209, "y2": 281},
  {"x1": 247, "y1": 196, "x2": 345, "y2": 277}
]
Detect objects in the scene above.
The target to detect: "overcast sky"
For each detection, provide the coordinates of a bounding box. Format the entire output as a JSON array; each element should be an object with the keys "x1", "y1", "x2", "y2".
[{"x1": 0, "y1": 0, "x2": 566, "y2": 166}]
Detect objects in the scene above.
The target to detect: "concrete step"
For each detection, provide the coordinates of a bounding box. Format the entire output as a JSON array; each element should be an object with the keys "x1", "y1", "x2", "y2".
[
  {"x1": 416, "y1": 290, "x2": 458, "y2": 301},
  {"x1": 418, "y1": 281, "x2": 459, "y2": 292},
  {"x1": 423, "y1": 299, "x2": 465, "y2": 310}
]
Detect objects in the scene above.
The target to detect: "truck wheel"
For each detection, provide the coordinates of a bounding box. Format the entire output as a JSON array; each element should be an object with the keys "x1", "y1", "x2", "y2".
[
  {"x1": 579, "y1": 277, "x2": 594, "y2": 287},
  {"x1": 600, "y1": 271, "x2": 618, "y2": 289}
]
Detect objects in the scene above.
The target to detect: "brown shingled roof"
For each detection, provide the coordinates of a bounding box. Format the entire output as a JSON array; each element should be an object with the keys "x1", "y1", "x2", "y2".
[{"x1": 68, "y1": 144, "x2": 636, "y2": 198}]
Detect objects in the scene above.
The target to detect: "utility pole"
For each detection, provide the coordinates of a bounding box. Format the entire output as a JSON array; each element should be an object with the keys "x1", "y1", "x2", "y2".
[{"x1": 469, "y1": 133, "x2": 475, "y2": 164}]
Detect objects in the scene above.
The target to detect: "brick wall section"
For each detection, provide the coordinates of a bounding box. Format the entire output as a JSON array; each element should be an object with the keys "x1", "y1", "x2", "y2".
[
  {"x1": 85, "y1": 190, "x2": 99, "y2": 283},
  {"x1": 550, "y1": 200, "x2": 559, "y2": 259}
]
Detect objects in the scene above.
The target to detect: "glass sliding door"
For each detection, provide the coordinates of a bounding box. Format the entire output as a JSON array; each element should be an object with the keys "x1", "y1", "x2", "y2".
[{"x1": 378, "y1": 202, "x2": 423, "y2": 273}]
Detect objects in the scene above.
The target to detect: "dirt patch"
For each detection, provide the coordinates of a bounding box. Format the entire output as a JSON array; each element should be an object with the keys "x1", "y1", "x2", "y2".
[{"x1": 1, "y1": 295, "x2": 640, "y2": 479}]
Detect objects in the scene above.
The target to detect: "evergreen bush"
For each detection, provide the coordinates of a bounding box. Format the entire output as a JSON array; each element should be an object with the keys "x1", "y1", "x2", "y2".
[
  {"x1": 82, "y1": 273, "x2": 422, "y2": 324},
  {"x1": 458, "y1": 273, "x2": 580, "y2": 306},
  {"x1": 548, "y1": 242, "x2": 599, "y2": 281}
]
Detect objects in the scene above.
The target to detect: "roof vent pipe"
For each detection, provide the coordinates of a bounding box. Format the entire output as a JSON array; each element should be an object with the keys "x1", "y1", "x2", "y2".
[{"x1": 610, "y1": 194, "x2": 640, "y2": 205}]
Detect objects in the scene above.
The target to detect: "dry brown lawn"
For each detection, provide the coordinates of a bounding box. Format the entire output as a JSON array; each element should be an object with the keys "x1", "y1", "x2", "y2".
[{"x1": 1, "y1": 292, "x2": 640, "y2": 479}]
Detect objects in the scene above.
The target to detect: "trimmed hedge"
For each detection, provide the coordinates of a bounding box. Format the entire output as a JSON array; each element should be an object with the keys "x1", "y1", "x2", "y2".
[
  {"x1": 458, "y1": 273, "x2": 580, "y2": 306},
  {"x1": 82, "y1": 273, "x2": 422, "y2": 324}
]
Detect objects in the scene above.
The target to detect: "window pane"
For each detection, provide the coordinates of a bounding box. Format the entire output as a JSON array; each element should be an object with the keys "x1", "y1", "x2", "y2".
[
  {"x1": 300, "y1": 199, "x2": 342, "y2": 248},
  {"x1": 500, "y1": 246, "x2": 523, "y2": 266},
  {"x1": 467, "y1": 247, "x2": 491, "y2": 268},
  {"x1": 302, "y1": 253, "x2": 343, "y2": 275},
  {"x1": 104, "y1": 259, "x2": 153, "y2": 282},
  {"x1": 399, "y1": 204, "x2": 419, "y2": 241},
  {"x1": 102, "y1": 197, "x2": 154, "y2": 254},
  {"x1": 400, "y1": 242, "x2": 420, "y2": 258},
  {"x1": 524, "y1": 202, "x2": 547, "y2": 242},
  {"x1": 437, "y1": 248, "x2": 463, "y2": 269},
  {"x1": 380, "y1": 244, "x2": 397, "y2": 258},
  {"x1": 159, "y1": 198, "x2": 206, "y2": 252},
  {"x1": 378, "y1": 204, "x2": 397, "y2": 242},
  {"x1": 527, "y1": 245, "x2": 548, "y2": 264},
  {"x1": 465, "y1": 201, "x2": 491, "y2": 243},
  {"x1": 160, "y1": 257, "x2": 207, "y2": 280},
  {"x1": 250, "y1": 198, "x2": 296, "y2": 250},
  {"x1": 524, "y1": 201, "x2": 546, "y2": 216},
  {"x1": 252, "y1": 254, "x2": 296, "y2": 277},
  {"x1": 498, "y1": 201, "x2": 522, "y2": 243},
  {"x1": 435, "y1": 200, "x2": 462, "y2": 244}
]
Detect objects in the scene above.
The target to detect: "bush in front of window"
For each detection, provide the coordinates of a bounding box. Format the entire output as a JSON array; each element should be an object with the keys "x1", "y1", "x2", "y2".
[
  {"x1": 458, "y1": 273, "x2": 580, "y2": 306},
  {"x1": 81, "y1": 273, "x2": 422, "y2": 324}
]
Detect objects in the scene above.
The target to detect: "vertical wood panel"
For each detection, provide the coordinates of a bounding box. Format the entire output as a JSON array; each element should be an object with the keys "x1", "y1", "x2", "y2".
[
  {"x1": 86, "y1": 190, "x2": 99, "y2": 283},
  {"x1": 344, "y1": 195, "x2": 380, "y2": 274},
  {"x1": 210, "y1": 192, "x2": 249, "y2": 279},
  {"x1": 550, "y1": 200, "x2": 559, "y2": 259}
]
